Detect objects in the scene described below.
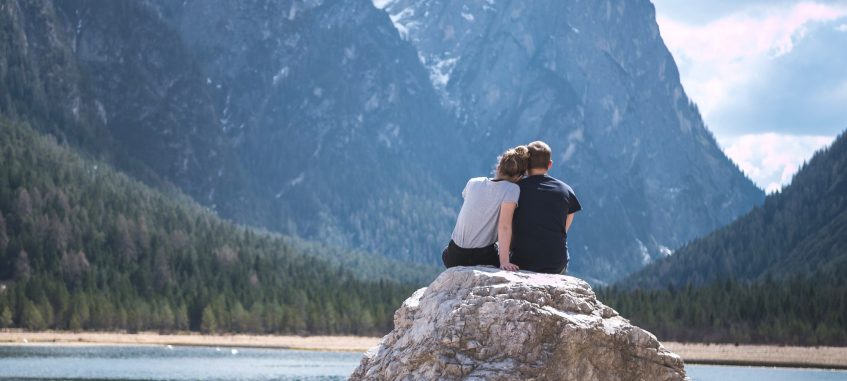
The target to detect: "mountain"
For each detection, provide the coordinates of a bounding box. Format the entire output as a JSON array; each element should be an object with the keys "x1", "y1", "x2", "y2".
[
  {"x1": 2, "y1": 0, "x2": 468, "y2": 266},
  {"x1": 1, "y1": 0, "x2": 247, "y2": 217},
  {"x1": 600, "y1": 132, "x2": 846, "y2": 346},
  {"x1": 2, "y1": 0, "x2": 763, "y2": 283},
  {"x1": 147, "y1": 0, "x2": 470, "y2": 262},
  {"x1": 623, "y1": 130, "x2": 847, "y2": 289},
  {"x1": 377, "y1": 0, "x2": 764, "y2": 281},
  {"x1": 0, "y1": 119, "x2": 417, "y2": 334},
  {"x1": 600, "y1": 130, "x2": 847, "y2": 345}
]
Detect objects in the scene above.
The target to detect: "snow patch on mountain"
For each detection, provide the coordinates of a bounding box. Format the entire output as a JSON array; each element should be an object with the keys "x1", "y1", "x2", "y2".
[
  {"x1": 426, "y1": 56, "x2": 458, "y2": 89},
  {"x1": 380, "y1": 5, "x2": 417, "y2": 40},
  {"x1": 372, "y1": 0, "x2": 395, "y2": 10}
]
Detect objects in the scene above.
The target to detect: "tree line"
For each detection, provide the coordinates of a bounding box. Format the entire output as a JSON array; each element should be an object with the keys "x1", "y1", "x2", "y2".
[
  {"x1": 0, "y1": 120, "x2": 416, "y2": 335},
  {"x1": 598, "y1": 273, "x2": 847, "y2": 346}
]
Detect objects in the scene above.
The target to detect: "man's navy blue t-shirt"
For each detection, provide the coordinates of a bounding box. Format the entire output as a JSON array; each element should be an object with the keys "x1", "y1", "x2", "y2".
[{"x1": 511, "y1": 174, "x2": 581, "y2": 274}]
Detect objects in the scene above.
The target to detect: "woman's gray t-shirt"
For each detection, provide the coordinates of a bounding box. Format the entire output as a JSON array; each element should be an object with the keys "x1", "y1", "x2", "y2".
[{"x1": 451, "y1": 177, "x2": 520, "y2": 249}]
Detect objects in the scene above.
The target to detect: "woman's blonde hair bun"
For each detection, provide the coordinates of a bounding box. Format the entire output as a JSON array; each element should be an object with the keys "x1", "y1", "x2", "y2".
[{"x1": 497, "y1": 145, "x2": 530, "y2": 178}]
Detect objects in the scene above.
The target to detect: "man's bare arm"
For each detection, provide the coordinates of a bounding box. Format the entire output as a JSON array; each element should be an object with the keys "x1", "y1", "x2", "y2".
[
  {"x1": 497, "y1": 202, "x2": 519, "y2": 271},
  {"x1": 565, "y1": 212, "x2": 575, "y2": 233}
]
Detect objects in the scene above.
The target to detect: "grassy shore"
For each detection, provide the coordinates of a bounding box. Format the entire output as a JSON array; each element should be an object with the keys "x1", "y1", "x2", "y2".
[{"x1": 2, "y1": 331, "x2": 846, "y2": 369}]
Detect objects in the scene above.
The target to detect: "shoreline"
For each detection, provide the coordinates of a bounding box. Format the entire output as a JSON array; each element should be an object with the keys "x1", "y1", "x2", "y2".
[
  {"x1": 0, "y1": 330, "x2": 378, "y2": 353},
  {"x1": 2, "y1": 331, "x2": 846, "y2": 370},
  {"x1": 663, "y1": 342, "x2": 847, "y2": 370}
]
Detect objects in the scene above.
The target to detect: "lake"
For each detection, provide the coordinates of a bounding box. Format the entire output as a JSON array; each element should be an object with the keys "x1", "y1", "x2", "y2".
[{"x1": 0, "y1": 345, "x2": 845, "y2": 380}]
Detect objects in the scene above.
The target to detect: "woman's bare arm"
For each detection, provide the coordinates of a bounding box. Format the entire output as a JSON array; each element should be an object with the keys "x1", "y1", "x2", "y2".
[{"x1": 498, "y1": 202, "x2": 519, "y2": 271}]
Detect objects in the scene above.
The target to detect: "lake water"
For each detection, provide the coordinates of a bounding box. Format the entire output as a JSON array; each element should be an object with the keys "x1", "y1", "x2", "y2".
[{"x1": 0, "y1": 345, "x2": 845, "y2": 381}]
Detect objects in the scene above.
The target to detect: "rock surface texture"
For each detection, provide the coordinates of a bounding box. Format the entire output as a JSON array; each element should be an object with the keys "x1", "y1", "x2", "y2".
[{"x1": 351, "y1": 267, "x2": 687, "y2": 380}]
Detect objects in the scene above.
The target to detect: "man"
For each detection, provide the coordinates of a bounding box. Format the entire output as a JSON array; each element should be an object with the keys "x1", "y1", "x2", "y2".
[{"x1": 511, "y1": 141, "x2": 581, "y2": 274}]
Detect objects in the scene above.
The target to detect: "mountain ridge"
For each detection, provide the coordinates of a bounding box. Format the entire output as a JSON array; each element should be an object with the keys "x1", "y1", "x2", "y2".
[{"x1": 622, "y1": 129, "x2": 847, "y2": 288}]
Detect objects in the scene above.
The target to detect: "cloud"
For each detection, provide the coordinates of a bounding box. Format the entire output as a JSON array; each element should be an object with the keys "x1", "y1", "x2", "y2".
[
  {"x1": 656, "y1": 2, "x2": 847, "y2": 123},
  {"x1": 654, "y1": 1, "x2": 847, "y2": 187},
  {"x1": 709, "y1": 30, "x2": 847, "y2": 137},
  {"x1": 720, "y1": 133, "x2": 834, "y2": 193}
]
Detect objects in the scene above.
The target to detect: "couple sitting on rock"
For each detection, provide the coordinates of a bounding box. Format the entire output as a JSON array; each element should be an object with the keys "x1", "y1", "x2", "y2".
[{"x1": 443, "y1": 141, "x2": 581, "y2": 274}]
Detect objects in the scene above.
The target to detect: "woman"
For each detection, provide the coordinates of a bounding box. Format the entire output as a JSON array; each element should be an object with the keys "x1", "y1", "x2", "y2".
[{"x1": 442, "y1": 145, "x2": 529, "y2": 271}]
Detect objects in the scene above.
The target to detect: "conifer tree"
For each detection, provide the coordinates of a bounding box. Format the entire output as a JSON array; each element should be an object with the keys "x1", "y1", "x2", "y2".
[
  {"x1": 0, "y1": 212, "x2": 8, "y2": 254},
  {"x1": 14, "y1": 251, "x2": 31, "y2": 281},
  {"x1": 21, "y1": 301, "x2": 46, "y2": 330},
  {"x1": 200, "y1": 306, "x2": 217, "y2": 334},
  {"x1": 0, "y1": 306, "x2": 13, "y2": 328}
]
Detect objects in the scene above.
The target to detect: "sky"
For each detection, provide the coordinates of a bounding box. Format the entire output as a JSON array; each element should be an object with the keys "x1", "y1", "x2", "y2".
[{"x1": 651, "y1": 0, "x2": 847, "y2": 193}]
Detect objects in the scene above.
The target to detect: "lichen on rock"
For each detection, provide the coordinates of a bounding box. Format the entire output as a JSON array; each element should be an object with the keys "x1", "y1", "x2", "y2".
[{"x1": 350, "y1": 266, "x2": 688, "y2": 380}]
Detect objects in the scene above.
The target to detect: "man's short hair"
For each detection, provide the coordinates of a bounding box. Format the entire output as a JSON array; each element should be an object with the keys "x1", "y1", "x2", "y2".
[{"x1": 527, "y1": 141, "x2": 552, "y2": 169}]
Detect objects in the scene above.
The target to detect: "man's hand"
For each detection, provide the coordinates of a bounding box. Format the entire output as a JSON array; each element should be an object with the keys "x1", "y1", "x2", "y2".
[{"x1": 500, "y1": 262, "x2": 520, "y2": 271}]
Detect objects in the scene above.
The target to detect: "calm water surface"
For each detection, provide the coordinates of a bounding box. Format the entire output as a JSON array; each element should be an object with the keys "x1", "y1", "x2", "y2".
[
  {"x1": 0, "y1": 345, "x2": 845, "y2": 380},
  {"x1": 0, "y1": 345, "x2": 358, "y2": 380}
]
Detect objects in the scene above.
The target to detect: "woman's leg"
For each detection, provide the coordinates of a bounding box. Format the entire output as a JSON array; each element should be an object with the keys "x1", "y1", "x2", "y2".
[
  {"x1": 442, "y1": 241, "x2": 468, "y2": 268},
  {"x1": 468, "y1": 244, "x2": 500, "y2": 268}
]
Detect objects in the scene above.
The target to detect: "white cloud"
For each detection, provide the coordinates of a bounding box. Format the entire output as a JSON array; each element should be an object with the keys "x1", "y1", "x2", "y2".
[
  {"x1": 656, "y1": 2, "x2": 847, "y2": 122},
  {"x1": 654, "y1": 1, "x2": 846, "y2": 191},
  {"x1": 720, "y1": 133, "x2": 834, "y2": 193}
]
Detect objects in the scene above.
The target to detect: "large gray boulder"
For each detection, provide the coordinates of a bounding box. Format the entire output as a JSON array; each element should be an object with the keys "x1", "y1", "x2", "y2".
[{"x1": 350, "y1": 267, "x2": 687, "y2": 380}]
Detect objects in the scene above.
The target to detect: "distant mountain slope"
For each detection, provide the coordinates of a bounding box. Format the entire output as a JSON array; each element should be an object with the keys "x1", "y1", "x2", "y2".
[
  {"x1": 3, "y1": 0, "x2": 469, "y2": 266},
  {"x1": 0, "y1": 120, "x2": 418, "y2": 334},
  {"x1": 0, "y1": 0, "x2": 109, "y2": 151},
  {"x1": 378, "y1": 0, "x2": 764, "y2": 281},
  {"x1": 624, "y1": 130, "x2": 847, "y2": 288},
  {"x1": 0, "y1": 0, "x2": 247, "y2": 217},
  {"x1": 150, "y1": 0, "x2": 470, "y2": 263}
]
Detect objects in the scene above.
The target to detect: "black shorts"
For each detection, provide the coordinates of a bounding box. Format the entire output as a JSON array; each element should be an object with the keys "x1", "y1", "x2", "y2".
[
  {"x1": 512, "y1": 255, "x2": 568, "y2": 274},
  {"x1": 532, "y1": 260, "x2": 568, "y2": 275},
  {"x1": 442, "y1": 240, "x2": 500, "y2": 268}
]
